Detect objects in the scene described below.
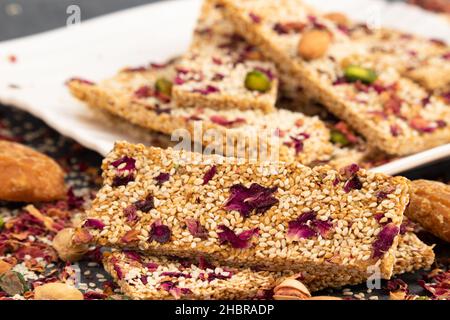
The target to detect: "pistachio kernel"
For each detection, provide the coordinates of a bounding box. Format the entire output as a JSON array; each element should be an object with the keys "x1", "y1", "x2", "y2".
[
  {"x1": 244, "y1": 71, "x2": 272, "y2": 93},
  {"x1": 155, "y1": 78, "x2": 173, "y2": 97},
  {"x1": 330, "y1": 130, "x2": 350, "y2": 146},
  {"x1": 344, "y1": 65, "x2": 377, "y2": 84}
]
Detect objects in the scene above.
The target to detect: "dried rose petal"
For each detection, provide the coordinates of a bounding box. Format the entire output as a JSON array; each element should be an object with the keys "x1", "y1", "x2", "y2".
[
  {"x1": 113, "y1": 264, "x2": 124, "y2": 280},
  {"x1": 198, "y1": 256, "x2": 214, "y2": 270},
  {"x1": 249, "y1": 12, "x2": 262, "y2": 23},
  {"x1": 419, "y1": 270, "x2": 450, "y2": 300},
  {"x1": 287, "y1": 211, "x2": 333, "y2": 240},
  {"x1": 111, "y1": 156, "x2": 136, "y2": 172},
  {"x1": 437, "y1": 120, "x2": 447, "y2": 128},
  {"x1": 67, "y1": 187, "x2": 84, "y2": 209},
  {"x1": 343, "y1": 176, "x2": 363, "y2": 192},
  {"x1": 134, "y1": 195, "x2": 155, "y2": 213},
  {"x1": 155, "y1": 173, "x2": 170, "y2": 186},
  {"x1": 210, "y1": 115, "x2": 246, "y2": 127},
  {"x1": 383, "y1": 96, "x2": 402, "y2": 115},
  {"x1": 134, "y1": 86, "x2": 153, "y2": 99},
  {"x1": 203, "y1": 166, "x2": 217, "y2": 185},
  {"x1": 124, "y1": 205, "x2": 138, "y2": 223},
  {"x1": 334, "y1": 122, "x2": 358, "y2": 144},
  {"x1": 218, "y1": 225, "x2": 259, "y2": 249},
  {"x1": 121, "y1": 229, "x2": 140, "y2": 243},
  {"x1": 224, "y1": 183, "x2": 279, "y2": 218},
  {"x1": 212, "y1": 73, "x2": 225, "y2": 81},
  {"x1": 161, "y1": 272, "x2": 191, "y2": 278},
  {"x1": 312, "y1": 220, "x2": 333, "y2": 238},
  {"x1": 372, "y1": 223, "x2": 399, "y2": 259},
  {"x1": 123, "y1": 250, "x2": 142, "y2": 262},
  {"x1": 340, "y1": 163, "x2": 360, "y2": 179},
  {"x1": 112, "y1": 174, "x2": 135, "y2": 187},
  {"x1": 399, "y1": 220, "x2": 414, "y2": 235},
  {"x1": 83, "y1": 219, "x2": 105, "y2": 230},
  {"x1": 149, "y1": 221, "x2": 171, "y2": 244},
  {"x1": 287, "y1": 223, "x2": 316, "y2": 240},
  {"x1": 390, "y1": 124, "x2": 402, "y2": 137},
  {"x1": 160, "y1": 281, "x2": 175, "y2": 292},
  {"x1": 185, "y1": 219, "x2": 208, "y2": 240},
  {"x1": 193, "y1": 85, "x2": 220, "y2": 95},
  {"x1": 145, "y1": 262, "x2": 159, "y2": 271},
  {"x1": 442, "y1": 92, "x2": 450, "y2": 104},
  {"x1": 288, "y1": 133, "x2": 310, "y2": 154}
]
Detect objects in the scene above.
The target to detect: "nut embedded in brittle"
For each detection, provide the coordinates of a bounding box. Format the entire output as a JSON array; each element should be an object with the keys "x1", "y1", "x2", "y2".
[
  {"x1": 273, "y1": 278, "x2": 311, "y2": 300},
  {"x1": 297, "y1": 29, "x2": 331, "y2": 60},
  {"x1": 53, "y1": 228, "x2": 90, "y2": 262}
]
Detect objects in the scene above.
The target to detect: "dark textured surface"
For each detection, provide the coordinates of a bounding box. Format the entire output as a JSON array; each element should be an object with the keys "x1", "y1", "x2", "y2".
[{"x1": 0, "y1": 0, "x2": 162, "y2": 41}]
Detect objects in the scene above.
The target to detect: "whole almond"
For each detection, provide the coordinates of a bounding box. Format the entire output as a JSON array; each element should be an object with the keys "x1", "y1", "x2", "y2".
[
  {"x1": 324, "y1": 12, "x2": 349, "y2": 25},
  {"x1": 34, "y1": 282, "x2": 84, "y2": 300},
  {"x1": 297, "y1": 29, "x2": 331, "y2": 60}
]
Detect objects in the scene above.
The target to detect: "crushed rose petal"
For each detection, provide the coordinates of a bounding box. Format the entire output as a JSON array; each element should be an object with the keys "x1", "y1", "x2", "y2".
[
  {"x1": 372, "y1": 223, "x2": 399, "y2": 259},
  {"x1": 217, "y1": 225, "x2": 259, "y2": 249},
  {"x1": 224, "y1": 183, "x2": 279, "y2": 217}
]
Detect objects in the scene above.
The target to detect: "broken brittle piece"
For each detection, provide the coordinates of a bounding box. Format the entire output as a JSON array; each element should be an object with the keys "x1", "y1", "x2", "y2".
[{"x1": 406, "y1": 179, "x2": 450, "y2": 243}]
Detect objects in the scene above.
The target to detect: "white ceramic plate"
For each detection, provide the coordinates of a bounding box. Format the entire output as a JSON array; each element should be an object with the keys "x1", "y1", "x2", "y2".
[{"x1": 0, "y1": 0, "x2": 449, "y2": 175}]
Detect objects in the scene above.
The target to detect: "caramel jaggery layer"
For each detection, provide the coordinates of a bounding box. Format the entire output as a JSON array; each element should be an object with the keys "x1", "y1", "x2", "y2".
[
  {"x1": 406, "y1": 179, "x2": 450, "y2": 242},
  {"x1": 79, "y1": 142, "x2": 410, "y2": 290}
]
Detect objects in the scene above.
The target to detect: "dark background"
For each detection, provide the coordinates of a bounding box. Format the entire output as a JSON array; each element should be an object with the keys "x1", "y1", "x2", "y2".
[
  {"x1": 0, "y1": 0, "x2": 161, "y2": 41},
  {"x1": 0, "y1": 0, "x2": 405, "y2": 41}
]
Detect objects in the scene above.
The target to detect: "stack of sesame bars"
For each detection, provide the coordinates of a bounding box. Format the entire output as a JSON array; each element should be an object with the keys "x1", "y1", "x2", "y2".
[{"x1": 67, "y1": 0, "x2": 446, "y2": 299}]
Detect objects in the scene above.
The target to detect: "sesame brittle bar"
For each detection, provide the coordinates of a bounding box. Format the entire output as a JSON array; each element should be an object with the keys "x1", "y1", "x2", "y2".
[
  {"x1": 344, "y1": 22, "x2": 450, "y2": 91},
  {"x1": 78, "y1": 142, "x2": 410, "y2": 290},
  {"x1": 103, "y1": 251, "x2": 287, "y2": 300},
  {"x1": 172, "y1": 0, "x2": 278, "y2": 113},
  {"x1": 394, "y1": 227, "x2": 435, "y2": 275},
  {"x1": 104, "y1": 225, "x2": 433, "y2": 300},
  {"x1": 68, "y1": 60, "x2": 333, "y2": 166},
  {"x1": 218, "y1": 0, "x2": 450, "y2": 155}
]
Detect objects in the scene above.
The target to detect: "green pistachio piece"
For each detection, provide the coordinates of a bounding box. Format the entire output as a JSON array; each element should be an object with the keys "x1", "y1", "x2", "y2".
[
  {"x1": 244, "y1": 71, "x2": 271, "y2": 93},
  {"x1": 0, "y1": 216, "x2": 4, "y2": 230},
  {"x1": 330, "y1": 130, "x2": 350, "y2": 146},
  {"x1": 155, "y1": 78, "x2": 173, "y2": 97},
  {"x1": 344, "y1": 65, "x2": 377, "y2": 84}
]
